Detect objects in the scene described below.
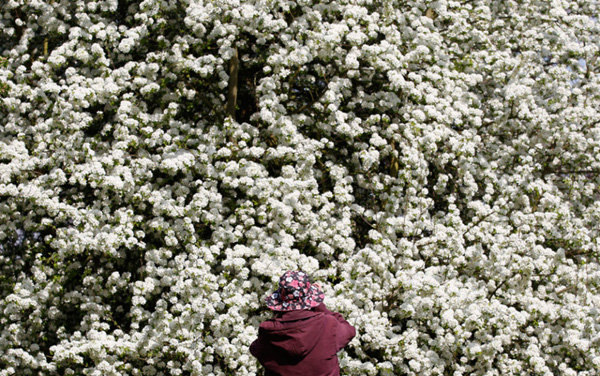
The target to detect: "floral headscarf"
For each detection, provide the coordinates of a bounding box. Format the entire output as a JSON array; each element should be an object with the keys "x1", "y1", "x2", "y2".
[{"x1": 265, "y1": 271, "x2": 325, "y2": 311}]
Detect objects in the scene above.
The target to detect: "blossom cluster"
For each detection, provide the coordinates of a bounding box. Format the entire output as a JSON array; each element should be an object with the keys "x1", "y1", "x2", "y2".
[{"x1": 1, "y1": 0, "x2": 600, "y2": 375}]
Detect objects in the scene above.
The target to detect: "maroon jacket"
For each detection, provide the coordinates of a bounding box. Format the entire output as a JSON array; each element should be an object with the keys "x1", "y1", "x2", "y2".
[{"x1": 250, "y1": 303, "x2": 356, "y2": 376}]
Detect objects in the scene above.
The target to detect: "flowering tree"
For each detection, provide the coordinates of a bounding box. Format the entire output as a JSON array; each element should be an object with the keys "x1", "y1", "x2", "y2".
[{"x1": 1, "y1": 0, "x2": 600, "y2": 375}]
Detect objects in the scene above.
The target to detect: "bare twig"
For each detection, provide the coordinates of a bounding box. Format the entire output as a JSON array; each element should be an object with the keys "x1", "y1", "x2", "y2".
[{"x1": 556, "y1": 285, "x2": 576, "y2": 295}]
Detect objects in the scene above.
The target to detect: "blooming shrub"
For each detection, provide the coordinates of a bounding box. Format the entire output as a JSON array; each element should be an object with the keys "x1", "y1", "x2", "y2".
[{"x1": 1, "y1": 0, "x2": 600, "y2": 375}]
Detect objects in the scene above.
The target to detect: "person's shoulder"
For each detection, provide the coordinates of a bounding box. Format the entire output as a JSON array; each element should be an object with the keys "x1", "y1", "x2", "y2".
[
  {"x1": 258, "y1": 317, "x2": 281, "y2": 331},
  {"x1": 322, "y1": 312, "x2": 340, "y2": 326}
]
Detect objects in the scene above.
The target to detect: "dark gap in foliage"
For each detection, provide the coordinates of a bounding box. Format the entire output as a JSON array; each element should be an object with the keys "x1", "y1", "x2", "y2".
[
  {"x1": 426, "y1": 161, "x2": 450, "y2": 215},
  {"x1": 263, "y1": 157, "x2": 284, "y2": 178},
  {"x1": 84, "y1": 104, "x2": 116, "y2": 138},
  {"x1": 0, "y1": 229, "x2": 48, "y2": 298}
]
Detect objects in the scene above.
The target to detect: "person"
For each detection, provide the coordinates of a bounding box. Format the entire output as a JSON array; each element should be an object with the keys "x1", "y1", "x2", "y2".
[{"x1": 250, "y1": 270, "x2": 356, "y2": 376}]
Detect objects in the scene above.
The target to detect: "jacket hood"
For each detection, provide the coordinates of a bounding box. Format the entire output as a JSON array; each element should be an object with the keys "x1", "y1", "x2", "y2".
[{"x1": 258, "y1": 310, "x2": 326, "y2": 360}]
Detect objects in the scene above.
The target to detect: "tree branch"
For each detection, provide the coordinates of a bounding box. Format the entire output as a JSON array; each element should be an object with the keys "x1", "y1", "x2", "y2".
[{"x1": 226, "y1": 47, "x2": 239, "y2": 121}]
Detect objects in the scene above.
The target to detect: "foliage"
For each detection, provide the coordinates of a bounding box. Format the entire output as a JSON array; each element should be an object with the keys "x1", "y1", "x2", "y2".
[
  {"x1": 0, "y1": 57, "x2": 8, "y2": 97},
  {"x1": 1, "y1": 0, "x2": 600, "y2": 375}
]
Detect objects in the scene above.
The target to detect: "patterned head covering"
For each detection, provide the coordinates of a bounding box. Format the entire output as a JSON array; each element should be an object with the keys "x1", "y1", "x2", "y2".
[{"x1": 265, "y1": 271, "x2": 325, "y2": 311}]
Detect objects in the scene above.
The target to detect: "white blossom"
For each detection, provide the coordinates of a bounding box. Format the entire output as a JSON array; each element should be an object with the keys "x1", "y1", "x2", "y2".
[{"x1": 1, "y1": 0, "x2": 599, "y2": 375}]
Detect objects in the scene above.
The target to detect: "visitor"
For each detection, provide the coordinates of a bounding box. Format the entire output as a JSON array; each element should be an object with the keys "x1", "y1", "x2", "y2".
[{"x1": 250, "y1": 270, "x2": 356, "y2": 376}]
